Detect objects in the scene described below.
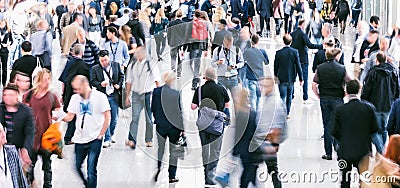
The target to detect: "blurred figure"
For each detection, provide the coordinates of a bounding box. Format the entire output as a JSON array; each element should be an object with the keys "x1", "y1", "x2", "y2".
[
  {"x1": 0, "y1": 19, "x2": 12, "y2": 86},
  {"x1": 88, "y1": 7, "x2": 102, "y2": 47},
  {"x1": 167, "y1": 9, "x2": 185, "y2": 78},
  {"x1": 256, "y1": 0, "x2": 273, "y2": 37},
  {"x1": 352, "y1": 21, "x2": 369, "y2": 79},
  {"x1": 151, "y1": 8, "x2": 169, "y2": 61},
  {"x1": 15, "y1": 72, "x2": 31, "y2": 102},
  {"x1": 349, "y1": 0, "x2": 362, "y2": 28},
  {"x1": 24, "y1": 69, "x2": 61, "y2": 188},
  {"x1": 335, "y1": 0, "x2": 350, "y2": 34},
  {"x1": 30, "y1": 19, "x2": 53, "y2": 71},
  {"x1": 332, "y1": 79, "x2": 379, "y2": 188},
  {"x1": 152, "y1": 71, "x2": 184, "y2": 184},
  {"x1": 362, "y1": 52, "x2": 400, "y2": 153}
]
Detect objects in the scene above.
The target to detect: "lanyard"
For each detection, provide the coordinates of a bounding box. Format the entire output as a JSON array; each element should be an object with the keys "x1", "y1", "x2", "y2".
[
  {"x1": 109, "y1": 40, "x2": 119, "y2": 62},
  {"x1": 0, "y1": 148, "x2": 7, "y2": 177}
]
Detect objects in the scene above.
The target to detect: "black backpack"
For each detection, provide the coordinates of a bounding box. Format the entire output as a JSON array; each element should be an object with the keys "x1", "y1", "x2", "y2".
[{"x1": 354, "y1": 0, "x2": 362, "y2": 9}]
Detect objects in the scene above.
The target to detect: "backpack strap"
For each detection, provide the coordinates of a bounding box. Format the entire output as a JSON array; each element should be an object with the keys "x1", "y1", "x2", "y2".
[{"x1": 236, "y1": 46, "x2": 239, "y2": 64}]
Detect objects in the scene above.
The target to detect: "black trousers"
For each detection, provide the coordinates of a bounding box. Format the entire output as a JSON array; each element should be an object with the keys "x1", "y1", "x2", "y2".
[
  {"x1": 0, "y1": 52, "x2": 8, "y2": 86},
  {"x1": 27, "y1": 149, "x2": 52, "y2": 188},
  {"x1": 260, "y1": 16, "x2": 271, "y2": 33},
  {"x1": 339, "y1": 158, "x2": 361, "y2": 188}
]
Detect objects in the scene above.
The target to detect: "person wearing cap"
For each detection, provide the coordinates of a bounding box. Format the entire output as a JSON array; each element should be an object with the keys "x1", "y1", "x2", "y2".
[
  {"x1": 212, "y1": 19, "x2": 231, "y2": 54},
  {"x1": 312, "y1": 48, "x2": 350, "y2": 161},
  {"x1": 312, "y1": 36, "x2": 344, "y2": 73}
]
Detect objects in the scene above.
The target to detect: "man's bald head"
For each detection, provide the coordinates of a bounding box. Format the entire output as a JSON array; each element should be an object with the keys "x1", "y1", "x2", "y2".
[{"x1": 204, "y1": 68, "x2": 217, "y2": 80}]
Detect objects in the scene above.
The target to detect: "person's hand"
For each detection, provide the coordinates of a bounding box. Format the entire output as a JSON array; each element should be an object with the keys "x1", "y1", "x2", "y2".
[
  {"x1": 125, "y1": 98, "x2": 130, "y2": 107},
  {"x1": 113, "y1": 84, "x2": 120, "y2": 90},
  {"x1": 20, "y1": 148, "x2": 31, "y2": 168},
  {"x1": 388, "y1": 56, "x2": 394, "y2": 63},
  {"x1": 361, "y1": 58, "x2": 369, "y2": 64},
  {"x1": 300, "y1": 81, "x2": 304, "y2": 87},
  {"x1": 203, "y1": 51, "x2": 208, "y2": 57},
  {"x1": 101, "y1": 81, "x2": 108, "y2": 87},
  {"x1": 217, "y1": 60, "x2": 224, "y2": 65}
]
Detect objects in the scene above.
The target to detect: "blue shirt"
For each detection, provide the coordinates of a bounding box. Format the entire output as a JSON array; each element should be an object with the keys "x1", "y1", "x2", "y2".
[{"x1": 104, "y1": 39, "x2": 130, "y2": 66}]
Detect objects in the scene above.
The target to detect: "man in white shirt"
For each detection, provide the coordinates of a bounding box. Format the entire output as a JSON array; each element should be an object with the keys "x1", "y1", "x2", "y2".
[
  {"x1": 62, "y1": 75, "x2": 111, "y2": 188},
  {"x1": 125, "y1": 47, "x2": 160, "y2": 148}
]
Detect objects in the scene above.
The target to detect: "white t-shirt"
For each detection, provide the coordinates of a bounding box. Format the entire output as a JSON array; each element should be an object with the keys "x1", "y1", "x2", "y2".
[
  {"x1": 125, "y1": 59, "x2": 160, "y2": 95},
  {"x1": 68, "y1": 89, "x2": 111, "y2": 144}
]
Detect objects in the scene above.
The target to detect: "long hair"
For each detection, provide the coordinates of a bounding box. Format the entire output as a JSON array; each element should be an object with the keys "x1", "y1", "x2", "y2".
[
  {"x1": 385, "y1": 134, "x2": 400, "y2": 165},
  {"x1": 119, "y1": 25, "x2": 132, "y2": 46},
  {"x1": 32, "y1": 69, "x2": 51, "y2": 94},
  {"x1": 110, "y1": 2, "x2": 118, "y2": 15},
  {"x1": 154, "y1": 8, "x2": 165, "y2": 24},
  {"x1": 139, "y1": 10, "x2": 151, "y2": 28}
]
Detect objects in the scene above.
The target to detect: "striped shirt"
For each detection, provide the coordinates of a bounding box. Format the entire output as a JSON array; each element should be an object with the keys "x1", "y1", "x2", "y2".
[{"x1": 69, "y1": 39, "x2": 100, "y2": 65}]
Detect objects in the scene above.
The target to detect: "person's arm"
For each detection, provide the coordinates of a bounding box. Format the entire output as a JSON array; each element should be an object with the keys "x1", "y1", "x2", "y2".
[
  {"x1": 274, "y1": 52, "x2": 279, "y2": 78},
  {"x1": 23, "y1": 108, "x2": 35, "y2": 156},
  {"x1": 90, "y1": 67, "x2": 104, "y2": 91},
  {"x1": 387, "y1": 101, "x2": 397, "y2": 136},
  {"x1": 312, "y1": 51, "x2": 319, "y2": 73},
  {"x1": 302, "y1": 32, "x2": 322, "y2": 50},
  {"x1": 295, "y1": 50, "x2": 304, "y2": 84},
  {"x1": 312, "y1": 72, "x2": 320, "y2": 99},
  {"x1": 122, "y1": 43, "x2": 130, "y2": 67},
  {"x1": 191, "y1": 88, "x2": 199, "y2": 110},
  {"x1": 98, "y1": 110, "x2": 111, "y2": 139},
  {"x1": 210, "y1": 48, "x2": 220, "y2": 67},
  {"x1": 62, "y1": 112, "x2": 76, "y2": 122},
  {"x1": 361, "y1": 72, "x2": 373, "y2": 101},
  {"x1": 92, "y1": 43, "x2": 100, "y2": 65},
  {"x1": 261, "y1": 49, "x2": 269, "y2": 65}
]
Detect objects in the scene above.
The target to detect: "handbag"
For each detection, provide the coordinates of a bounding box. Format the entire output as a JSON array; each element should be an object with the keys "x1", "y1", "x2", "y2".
[
  {"x1": 195, "y1": 86, "x2": 226, "y2": 135},
  {"x1": 31, "y1": 57, "x2": 43, "y2": 79},
  {"x1": 41, "y1": 121, "x2": 63, "y2": 159}
]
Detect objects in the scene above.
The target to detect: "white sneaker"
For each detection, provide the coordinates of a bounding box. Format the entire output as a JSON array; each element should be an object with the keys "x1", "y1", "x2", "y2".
[
  {"x1": 111, "y1": 136, "x2": 116, "y2": 143},
  {"x1": 103, "y1": 141, "x2": 111, "y2": 148}
]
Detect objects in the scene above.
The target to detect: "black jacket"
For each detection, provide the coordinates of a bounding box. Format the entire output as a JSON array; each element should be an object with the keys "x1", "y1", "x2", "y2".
[
  {"x1": 127, "y1": 18, "x2": 145, "y2": 46},
  {"x1": 314, "y1": 60, "x2": 347, "y2": 99},
  {"x1": 200, "y1": 0, "x2": 215, "y2": 19},
  {"x1": 0, "y1": 103, "x2": 35, "y2": 156},
  {"x1": 332, "y1": 99, "x2": 378, "y2": 161},
  {"x1": 233, "y1": 108, "x2": 260, "y2": 162},
  {"x1": 274, "y1": 46, "x2": 303, "y2": 83},
  {"x1": 359, "y1": 40, "x2": 379, "y2": 60},
  {"x1": 388, "y1": 98, "x2": 400, "y2": 136},
  {"x1": 290, "y1": 28, "x2": 322, "y2": 64},
  {"x1": 151, "y1": 85, "x2": 184, "y2": 136},
  {"x1": 312, "y1": 49, "x2": 344, "y2": 73},
  {"x1": 91, "y1": 61, "x2": 125, "y2": 102},
  {"x1": 361, "y1": 63, "x2": 399, "y2": 113},
  {"x1": 60, "y1": 57, "x2": 90, "y2": 112},
  {"x1": 167, "y1": 18, "x2": 186, "y2": 49}
]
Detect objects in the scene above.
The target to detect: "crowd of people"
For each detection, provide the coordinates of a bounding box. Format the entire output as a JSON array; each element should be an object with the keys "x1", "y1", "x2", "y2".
[{"x1": 0, "y1": 0, "x2": 399, "y2": 187}]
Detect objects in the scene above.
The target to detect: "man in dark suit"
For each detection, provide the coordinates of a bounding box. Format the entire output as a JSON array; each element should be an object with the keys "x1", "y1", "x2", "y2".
[
  {"x1": 212, "y1": 19, "x2": 231, "y2": 53},
  {"x1": 290, "y1": 19, "x2": 322, "y2": 102},
  {"x1": 274, "y1": 34, "x2": 303, "y2": 117},
  {"x1": 59, "y1": 44, "x2": 91, "y2": 145},
  {"x1": 152, "y1": 71, "x2": 184, "y2": 184},
  {"x1": 256, "y1": 0, "x2": 272, "y2": 37},
  {"x1": 167, "y1": 9, "x2": 186, "y2": 78},
  {"x1": 332, "y1": 79, "x2": 378, "y2": 188},
  {"x1": 91, "y1": 50, "x2": 125, "y2": 148}
]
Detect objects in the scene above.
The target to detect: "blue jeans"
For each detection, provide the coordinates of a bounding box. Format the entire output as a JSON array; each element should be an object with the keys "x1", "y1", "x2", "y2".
[
  {"x1": 301, "y1": 64, "x2": 309, "y2": 101},
  {"x1": 248, "y1": 80, "x2": 261, "y2": 111},
  {"x1": 105, "y1": 96, "x2": 119, "y2": 142},
  {"x1": 372, "y1": 112, "x2": 389, "y2": 153},
  {"x1": 320, "y1": 98, "x2": 344, "y2": 156},
  {"x1": 129, "y1": 92, "x2": 153, "y2": 144},
  {"x1": 350, "y1": 10, "x2": 361, "y2": 27},
  {"x1": 278, "y1": 82, "x2": 294, "y2": 115},
  {"x1": 75, "y1": 139, "x2": 102, "y2": 188},
  {"x1": 189, "y1": 49, "x2": 202, "y2": 79}
]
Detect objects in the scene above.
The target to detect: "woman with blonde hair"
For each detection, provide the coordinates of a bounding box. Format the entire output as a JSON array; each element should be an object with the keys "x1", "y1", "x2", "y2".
[
  {"x1": 151, "y1": 8, "x2": 169, "y2": 61},
  {"x1": 119, "y1": 25, "x2": 138, "y2": 57},
  {"x1": 23, "y1": 69, "x2": 61, "y2": 187},
  {"x1": 139, "y1": 9, "x2": 152, "y2": 57},
  {"x1": 106, "y1": 2, "x2": 122, "y2": 19},
  {"x1": 212, "y1": 6, "x2": 226, "y2": 30}
]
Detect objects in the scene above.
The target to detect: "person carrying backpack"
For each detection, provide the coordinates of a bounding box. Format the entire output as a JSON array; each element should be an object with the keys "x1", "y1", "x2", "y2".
[
  {"x1": 350, "y1": 0, "x2": 362, "y2": 28},
  {"x1": 335, "y1": 0, "x2": 350, "y2": 34},
  {"x1": 321, "y1": 0, "x2": 333, "y2": 23}
]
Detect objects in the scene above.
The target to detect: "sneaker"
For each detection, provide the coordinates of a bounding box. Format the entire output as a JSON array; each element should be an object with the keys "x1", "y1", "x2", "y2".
[
  {"x1": 169, "y1": 177, "x2": 179, "y2": 183},
  {"x1": 103, "y1": 141, "x2": 111, "y2": 148},
  {"x1": 111, "y1": 136, "x2": 116, "y2": 143},
  {"x1": 125, "y1": 140, "x2": 136, "y2": 149},
  {"x1": 214, "y1": 173, "x2": 230, "y2": 187},
  {"x1": 322, "y1": 155, "x2": 332, "y2": 160},
  {"x1": 146, "y1": 142, "x2": 153, "y2": 147}
]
